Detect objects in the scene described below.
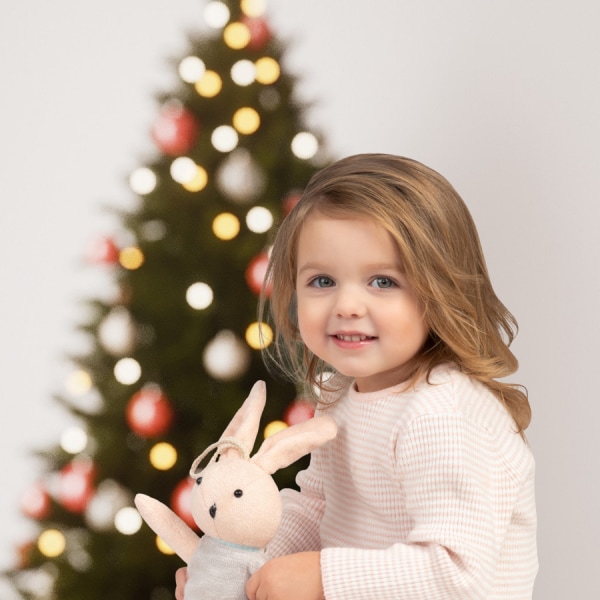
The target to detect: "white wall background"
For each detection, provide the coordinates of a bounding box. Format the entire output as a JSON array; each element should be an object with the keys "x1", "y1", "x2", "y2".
[{"x1": 1, "y1": 1, "x2": 598, "y2": 598}]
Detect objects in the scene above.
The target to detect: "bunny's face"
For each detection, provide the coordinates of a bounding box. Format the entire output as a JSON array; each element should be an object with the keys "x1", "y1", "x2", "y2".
[{"x1": 190, "y1": 456, "x2": 282, "y2": 548}]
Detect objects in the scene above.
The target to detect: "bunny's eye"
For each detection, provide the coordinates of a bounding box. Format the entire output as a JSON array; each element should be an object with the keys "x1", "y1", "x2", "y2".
[
  {"x1": 196, "y1": 477, "x2": 202, "y2": 485},
  {"x1": 234, "y1": 489, "x2": 243, "y2": 498}
]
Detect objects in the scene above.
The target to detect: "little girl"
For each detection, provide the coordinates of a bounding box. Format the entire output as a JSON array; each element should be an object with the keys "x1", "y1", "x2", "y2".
[{"x1": 177, "y1": 154, "x2": 538, "y2": 599}]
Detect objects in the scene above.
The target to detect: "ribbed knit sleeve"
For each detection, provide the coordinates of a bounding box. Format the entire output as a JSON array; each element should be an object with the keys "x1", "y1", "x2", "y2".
[
  {"x1": 321, "y1": 413, "x2": 499, "y2": 599},
  {"x1": 267, "y1": 449, "x2": 327, "y2": 559}
]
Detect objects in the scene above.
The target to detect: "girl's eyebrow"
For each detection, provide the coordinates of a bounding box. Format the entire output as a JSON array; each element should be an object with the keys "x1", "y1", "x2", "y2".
[{"x1": 297, "y1": 262, "x2": 403, "y2": 274}]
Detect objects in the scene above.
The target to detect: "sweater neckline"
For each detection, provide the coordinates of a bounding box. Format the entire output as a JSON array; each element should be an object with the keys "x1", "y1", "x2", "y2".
[{"x1": 346, "y1": 364, "x2": 453, "y2": 403}]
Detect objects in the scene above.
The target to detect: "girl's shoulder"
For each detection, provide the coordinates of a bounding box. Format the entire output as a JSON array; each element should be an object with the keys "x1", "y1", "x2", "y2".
[{"x1": 416, "y1": 363, "x2": 515, "y2": 427}]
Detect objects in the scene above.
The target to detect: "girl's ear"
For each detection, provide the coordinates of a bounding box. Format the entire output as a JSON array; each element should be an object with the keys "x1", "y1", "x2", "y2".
[
  {"x1": 251, "y1": 415, "x2": 337, "y2": 475},
  {"x1": 219, "y1": 380, "x2": 266, "y2": 452}
]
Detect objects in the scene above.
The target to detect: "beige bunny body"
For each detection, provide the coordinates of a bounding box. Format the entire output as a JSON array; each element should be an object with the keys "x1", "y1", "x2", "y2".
[{"x1": 135, "y1": 381, "x2": 337, "y2": 600}]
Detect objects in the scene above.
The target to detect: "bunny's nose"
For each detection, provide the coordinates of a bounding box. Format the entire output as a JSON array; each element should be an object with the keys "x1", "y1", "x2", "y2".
[{"x1": 209, "y1": 503, "x2": 217, "y2": 519}]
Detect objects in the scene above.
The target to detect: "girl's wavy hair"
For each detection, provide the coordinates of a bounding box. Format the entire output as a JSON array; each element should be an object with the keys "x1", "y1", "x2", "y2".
[{"x1": 259, "y1": 154, "x2": 531, "y2": 434}]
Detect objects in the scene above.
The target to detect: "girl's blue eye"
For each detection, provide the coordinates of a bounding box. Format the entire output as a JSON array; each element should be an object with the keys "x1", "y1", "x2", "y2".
[
  {"x1": 372, "y1": 277, "x2": 395, "y2": 289},
  {"x1": 311, "y1": 276, "x2": 335, "y2": 288}
]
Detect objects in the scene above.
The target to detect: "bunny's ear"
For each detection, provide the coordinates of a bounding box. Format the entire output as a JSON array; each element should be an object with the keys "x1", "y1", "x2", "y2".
[
  {"x1": 219, "y1": 380, "x2": 266, "y2": 452},
  {"x1": 251, "y1": 415, "x2": 337, "y2": 475}
]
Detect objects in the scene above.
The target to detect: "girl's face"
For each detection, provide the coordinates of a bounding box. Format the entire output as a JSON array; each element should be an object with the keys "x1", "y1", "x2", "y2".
[{"x1": 295, "y1": 213, "x2": 428, "y2": 393}]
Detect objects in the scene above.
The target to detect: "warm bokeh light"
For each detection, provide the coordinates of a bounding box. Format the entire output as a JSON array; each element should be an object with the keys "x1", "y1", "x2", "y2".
[
  {"x1": 186, "y1": 282, "x2": 214, "y2": 310},
  {"x1": 233, "y1": 107, "x2": 260, "y2": 135},
  {"x1": 178, "y1": 56, "x2": 206, "y2": 83},
  {"x1": 66, "y1": 369, "x2": 93, "y2": 395},
  {"x1": 156, "y1": 535, "x2": 176, "y2": 555},
  {"x1": 195, "y1": 70, "x2": 222, "y2": 97},
  {"x1": 255, "y1": 57, "x2": 280, "y2": 85},
  {"x1": 182, "y1": 165, "x2": 208, "y2": 192},
  {"x1": 119, "y1": 247, "x2": 145, "y2": 270},
  {"x1": 241, "y1": 0, "x2": 267, "y2": 17},
  {"x1": 264, "y1": 420, "x2": 288, "y2": 439},
  {"x1": 114, "y1": 358, "x2": 142, "y2": 385},
  {"x1": 223, "y1": 22, "x2": 251, "y2": 49},
  {"x1": 212, "y1": 212, "x2": 240, "y2": 240},
  {"x1": 38, "y1": 529, "x2": 66, "y2": 558},
  {"x1": 211, "y1": 125, "x2": 239, "y2": 152},
  {"x1": 149, "y1": 442, "x2": 178, "y2": 470},
  {"x1": 245, "y1": 321, "x2": 273, "y2": 349}
]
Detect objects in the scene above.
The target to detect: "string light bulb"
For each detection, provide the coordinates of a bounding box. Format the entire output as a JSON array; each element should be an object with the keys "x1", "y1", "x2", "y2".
[
  {"x1": 231, "y1": 59, "x2": 256, "y2": 86},
  {"x1": 245, "y1": 206, "x2": 273, "y2": 233},
  {"x1": 204, "y1": 1, "x2": 231, "y2": 28},
  {"x1": 119, "y1": 247, "x2": 144, "y2": 270},
  {"x1": 66, "y1": 369, "x2": 93, "y2": 396},
  {"x1": 245, "y1": 321, "x2": 273, "y2": 349},
  {"x1": 156, "y1": 536, "x2": 176, "y2": 555},
  {"x1": 291, "y1": 132, "x2": 319, "y2": 159},
  {"x1": 113, "y1": 357, "x2": 142, "y2": 385},
  {"x1": 170, "y1": 157, "x2": 197, "y2": 184},
  {"x1": 178, "y1": 56, "x2": 206, "y2": 83},
  {"x1": 241, "y1": 0, "x2": 267, "y2": 17},
  {"x1": 223, "y1": 22, "x2": 251, "y2": 49},
  {"x1": 186, "y1": 282, "x2": 214, "y2": 310},
  {"x1": 195, "y1": 70, "x2": 222, "y2": 98},
  {"x1": 60, "y1": 426, "x2": 88, "y2": 454},
  {"x1": 211, "y1": 125, "x2": 239, "y2": 152},
  {"x1": 233, "y1": 107, "x2": 260, "y2": 135},
  {"x1": 38, "y1": 529, "x2": 66, "y2": 558},
  {"x1": 114, "y1": 507, "x2": 143, "y2": 535},
  {"x1": 149, "y1": 442, "x2": 178, "y2": 470},
  {"x1": 129, "y1": 167, "x2": 157, "y2": 195},
  {"x1": 182, "y1": 165, "x2": 208, "y2": 192},
  {"x1": 255, "y1": 57, "x2": 280, "y2": 85},
  {"x1": 264, "y1": 420, "x2": 288, "y2": 439},
  {"x1": 212, "y1": 213, "x2": 240, "y2": 240}
]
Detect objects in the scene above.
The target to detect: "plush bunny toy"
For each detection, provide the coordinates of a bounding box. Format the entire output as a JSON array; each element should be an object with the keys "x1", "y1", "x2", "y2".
[{"x1": 135, "y1": 380, "x2": 337, "y2": 600}]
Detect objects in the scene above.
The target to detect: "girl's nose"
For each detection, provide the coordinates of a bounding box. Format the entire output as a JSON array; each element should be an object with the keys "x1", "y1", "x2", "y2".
[{"x1": 334, "y1": 287, "x2": 365, "y2": 318}]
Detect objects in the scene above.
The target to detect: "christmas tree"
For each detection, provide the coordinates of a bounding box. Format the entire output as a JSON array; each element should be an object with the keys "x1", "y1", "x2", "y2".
[{"x1": 5, "y1": 1, "x2": 326, "y2": 598}]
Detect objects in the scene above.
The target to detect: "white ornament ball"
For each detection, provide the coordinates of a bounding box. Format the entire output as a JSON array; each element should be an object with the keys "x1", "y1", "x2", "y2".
[
  {"x1": 202, "y1": 330, "x2": 251, "y2": 380},
  {"x1": 84, "y1": 479, "x2": 131, "y2": 531},
  {"x1": 216, "y1": 148, "x2": 266, "y2": 204},
  {"x1": 98, "y1": 307, "x2": 137, "y2": 355}
]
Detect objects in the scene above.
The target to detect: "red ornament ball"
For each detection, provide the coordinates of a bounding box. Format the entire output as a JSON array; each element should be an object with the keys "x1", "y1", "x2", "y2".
[
  {"x1": 86, "y1": 235, "x2": 119, "y2": 265},
  {"x1": 245, "y1": 252, "x2": 271, "y2": 296},
  {"x1": 152, "y1": 103, "x2": 199, "y2": 156},
  {"x1": 126, "y1": 387, "x2": 174, "y2": 438},
  {"x1": 282, "y1": 191, "x2": 302, "y2": 215},
  {"x1": 242, "y1": 16, "x2": 271, "y2": 50},
  {"x1": 20, "y1": 481, "x2": 51, "y2": 520},
  {"x1": 58, "y1": 460, "x2": 96, "y2": 513},
  {"x1": 171, "y1": 478, "x2": 199, "y2": 531},
  {"x1": 284, "y1": 399, "x2": 315, "y2": 426}
]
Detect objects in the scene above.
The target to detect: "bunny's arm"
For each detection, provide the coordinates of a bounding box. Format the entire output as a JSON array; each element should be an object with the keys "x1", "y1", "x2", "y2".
[{"x1": 134, "y1": 493, "x2": 200, "y2": 563}]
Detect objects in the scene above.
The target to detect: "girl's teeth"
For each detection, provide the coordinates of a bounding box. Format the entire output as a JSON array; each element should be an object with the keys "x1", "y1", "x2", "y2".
[{"x1": 337, "y1": 334, "x2": 368, "y2": 342}]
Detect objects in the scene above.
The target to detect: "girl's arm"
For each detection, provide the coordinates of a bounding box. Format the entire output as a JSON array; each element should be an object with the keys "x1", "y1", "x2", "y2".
[
  {"x1": 320, "y1": 413, "x2": 517, "y2": 599},
  {"x1": 267, "y1": 448, "x2": 327, "y2": 558}
]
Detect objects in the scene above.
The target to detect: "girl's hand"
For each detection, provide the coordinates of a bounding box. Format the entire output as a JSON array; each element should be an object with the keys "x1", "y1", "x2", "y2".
[
  {"x1": 246, "y1": 552, "x2": 324, "y2": 600},
  {"x1": 174, "y1": 566, "x2": 188, "y2": 600}
]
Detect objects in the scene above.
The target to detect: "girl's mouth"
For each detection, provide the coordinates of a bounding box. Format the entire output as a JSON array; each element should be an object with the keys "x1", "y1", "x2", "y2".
[{"x1": 334, "y1": 334, "x2": 376, "y2": 342}]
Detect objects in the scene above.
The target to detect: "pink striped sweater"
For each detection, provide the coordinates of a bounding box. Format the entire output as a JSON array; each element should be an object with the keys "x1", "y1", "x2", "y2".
[{"x1": 268, "y1": 365, "x2": 537, "y2": 599}]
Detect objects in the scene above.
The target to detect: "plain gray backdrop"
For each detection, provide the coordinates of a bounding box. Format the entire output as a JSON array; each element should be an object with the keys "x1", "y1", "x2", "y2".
[{"x1": 1, "y1": 1, "x2": 598, "y2": 598}]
